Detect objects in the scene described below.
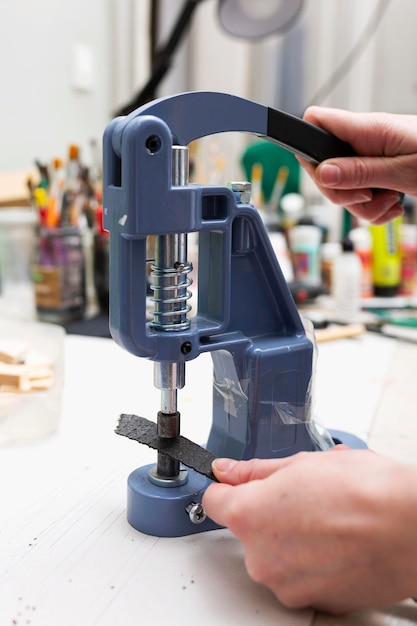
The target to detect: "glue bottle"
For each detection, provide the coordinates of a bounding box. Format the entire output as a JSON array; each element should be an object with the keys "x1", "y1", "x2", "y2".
[
  {"x1": 332, "y1": 237, "x2": 362, "y2": 322},
  {"x1": 370, "y1": 217, "x2": 402, "y2": 296}
]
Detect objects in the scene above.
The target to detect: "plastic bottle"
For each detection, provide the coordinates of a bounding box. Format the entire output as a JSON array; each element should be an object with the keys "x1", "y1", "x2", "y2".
[
  {"x1": 320, "y1": 241, "x2": 341, "y2": 293},
  {"x1": 370, "y1": 217, "x2": 402, "y2": 296},
  {"x1": 332, "y1": 238, "x2": 362, "y2": 322},
  {"x1": 288, "y1": 224, "x2": 322, "y2": 286},
  {"x1": 399, "y1": 223, "x2": 417, "y2": 295},
  {"x1": 348, "y1": 227, "x2": 373, "y2": 298}
]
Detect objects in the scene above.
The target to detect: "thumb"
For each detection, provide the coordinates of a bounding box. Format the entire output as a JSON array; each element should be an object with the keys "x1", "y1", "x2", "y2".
[
  {"x1": 212, "y1": 456, "x2": 293, "y2": 485},
  {"x1": 315, "y1": 155, "x2": 405, "y2": 193}
]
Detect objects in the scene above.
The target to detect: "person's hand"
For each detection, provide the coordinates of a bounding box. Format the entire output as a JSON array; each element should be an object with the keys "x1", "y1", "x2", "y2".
[
  {"x1": 298, "y1": 106, "x2": 417, "y2": 224},
  {"x1": 202, "y1": 448, "x2": 417, "y2": 614}
]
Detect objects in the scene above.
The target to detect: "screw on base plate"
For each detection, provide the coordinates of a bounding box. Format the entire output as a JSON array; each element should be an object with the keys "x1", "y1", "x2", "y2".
[{"x1": 186, "y1": 502, "x2": 207, "y2": 524}]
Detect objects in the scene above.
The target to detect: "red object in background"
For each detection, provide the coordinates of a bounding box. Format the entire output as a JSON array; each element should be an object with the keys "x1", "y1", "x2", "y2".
[{"x1": 95, "y1": 203, "x2": 108, "y2": 236}]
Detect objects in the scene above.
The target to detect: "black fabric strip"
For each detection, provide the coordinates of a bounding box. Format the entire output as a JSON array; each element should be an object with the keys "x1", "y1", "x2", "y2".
[{"x1": 116, "y1": 413, "x2": 218, "y2": 482}]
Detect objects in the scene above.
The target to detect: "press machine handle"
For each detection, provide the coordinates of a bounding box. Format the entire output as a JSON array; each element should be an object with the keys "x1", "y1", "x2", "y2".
[{"x1": 110, "y1": 90, "x2": 354, "y2": 164}]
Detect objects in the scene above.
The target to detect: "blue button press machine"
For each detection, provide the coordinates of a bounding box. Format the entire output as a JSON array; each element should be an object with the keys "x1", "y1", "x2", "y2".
[{"x1": 103, "y1": 91, "x2": 366, "y2": 537}]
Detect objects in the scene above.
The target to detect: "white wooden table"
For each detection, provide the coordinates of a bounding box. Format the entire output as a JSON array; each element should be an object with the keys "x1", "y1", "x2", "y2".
[{"x1": 0, "y1": 331, "x2": 416, "y2": 626}]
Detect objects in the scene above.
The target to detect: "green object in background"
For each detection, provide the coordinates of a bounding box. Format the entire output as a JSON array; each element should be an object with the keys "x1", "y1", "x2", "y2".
[
  {"x1": 341, "y1": 207, "x2": 354, "y2": 238},
  {"x1": 372, "y1": 308, "x2": 417, "y2": 328},
  {"x1": 241, "y1": 140, "x2": 300, "y2": 204}
]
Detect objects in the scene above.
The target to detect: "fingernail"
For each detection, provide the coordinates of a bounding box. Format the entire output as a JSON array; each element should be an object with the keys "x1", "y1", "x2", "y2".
[
  {"x1": 212, "y1": 458, "x2": 237, "y2": 473},
  {"x1": 351, "y1": 190, "x2": 373, "y2": 203},
  {"x1": 319, "y1": 164, "x2": 341, "y2": 186}
]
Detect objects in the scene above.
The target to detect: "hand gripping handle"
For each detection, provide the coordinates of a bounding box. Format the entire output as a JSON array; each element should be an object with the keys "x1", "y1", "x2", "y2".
[{"x1": 111, "y1": 91, "x2": 402, "y2": 201}]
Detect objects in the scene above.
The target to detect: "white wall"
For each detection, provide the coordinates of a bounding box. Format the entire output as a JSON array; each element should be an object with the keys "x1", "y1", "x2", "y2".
[
  {"x1": 0, "y1": 0, "x2": 151, "y2": 173},
  {"x1": 1, "y1": 0, "x2": 110, "y2": 171},
  {"x1": 112, "y1": 0, "x2": 151, "y2": 114},
  {"x1": 302, "y1": 0, "x2": 417, "y2": 114}
]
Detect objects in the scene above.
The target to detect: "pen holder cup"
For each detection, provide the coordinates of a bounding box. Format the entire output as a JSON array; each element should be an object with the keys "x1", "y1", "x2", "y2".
[{"x1": 32, "y1": 226, "x2": 86, "y2": 324}]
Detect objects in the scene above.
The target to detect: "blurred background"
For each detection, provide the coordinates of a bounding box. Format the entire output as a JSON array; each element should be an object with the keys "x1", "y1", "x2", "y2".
[
  {"x1": 2, "y1": 0, "x2": 417, "y2": 176},
  {"x1": 1, "y1": 0, "x2": 417, "y2": 328}
]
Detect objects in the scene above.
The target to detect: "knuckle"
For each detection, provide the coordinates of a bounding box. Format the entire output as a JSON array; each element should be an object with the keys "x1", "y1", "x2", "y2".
[
  {"x1": 240, "y1": 459, "x2": 267, "y2": 482},
  {"x1": 234, "y1": 459, "x2": 256, "y2": 482},
  {"x1": 352, "y1": 158, "x2": 373, "y2": 187},
  {"x1": 398, "y1": 156, "x2": 417, "y2": 192}
]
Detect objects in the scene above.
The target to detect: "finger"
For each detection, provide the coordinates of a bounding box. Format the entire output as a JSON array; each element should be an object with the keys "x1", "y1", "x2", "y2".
[
  {"x1": 202, "y1": 482, "x2": 234, "y2": 527},
  {"x1": 303, "y1": 105, "x2": 361, "y2": 137},
  {"x1": 211, "y1": 456, "x2": 295, "y2": 485},
  {"x1": 295, "y1": 156, "x2": 404, "y2": 223},
  {"x1": 345, "y1": 194, "x2": 404, "y2": 224},
  {"x1": 295, "y1": 178, "x2": 402, "y2": 221},
  {"x1": 315, "y1": 157, "x2": 406, "y2": 195},
  {"x1": 366, "y1": 204, "x2": 404, "y2": 225},
  {"x1": 315, "y1": 187, "x2": 374, "y2": 206},
  {"x1": 303, "y1": 107, "x2": 388, "y2": 155},
  {"x1": 203, "y1": 478, "x2": 274, "y2": 538},
  {"x1": 296, "y1": 156, "x2": 373, "y2": 204}
]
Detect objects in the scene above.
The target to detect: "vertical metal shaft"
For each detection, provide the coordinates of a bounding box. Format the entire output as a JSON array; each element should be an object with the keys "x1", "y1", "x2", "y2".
[
  {"x1": 154, "y1": 362, "x2": 183, "y2": 478},
  {"x1": 151, "y1": 146, "x2": 190, "y2": 482}
]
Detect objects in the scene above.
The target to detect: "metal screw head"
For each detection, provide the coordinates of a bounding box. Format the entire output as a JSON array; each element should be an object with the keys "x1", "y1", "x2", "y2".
[
  {"x1": 181, "y1": 341, "x2": 193, "y2": 355},
  {"x1": 229, "y1": 181, "x2": 252, "y2": 204},
  {"x1": 186, "y1": 502, "x2": 207, "y2": 524},
  {"x1": 146, "y1": 135, "x2": 162, "y2": 154}
]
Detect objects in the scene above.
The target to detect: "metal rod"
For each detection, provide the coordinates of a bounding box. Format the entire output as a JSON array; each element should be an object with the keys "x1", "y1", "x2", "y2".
[{"x1": 151, "y1": 146, "x2": 190, "y2": 482}]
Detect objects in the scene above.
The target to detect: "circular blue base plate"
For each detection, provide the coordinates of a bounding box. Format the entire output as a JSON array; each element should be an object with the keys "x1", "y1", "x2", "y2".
[{"x1": 127, "y1": 464, "x2": 220, "y2": 537}]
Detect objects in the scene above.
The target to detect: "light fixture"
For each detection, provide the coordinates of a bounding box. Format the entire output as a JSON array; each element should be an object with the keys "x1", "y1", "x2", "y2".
[
  {"x1": 116, "y1": 0, "x2": 304, "y2": 115},
  {"x1": 218, "y1": 0, "x2": 304, "y2": 39}
]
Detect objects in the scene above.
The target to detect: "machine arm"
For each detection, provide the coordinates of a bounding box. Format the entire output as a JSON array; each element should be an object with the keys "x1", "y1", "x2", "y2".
[{"x1": 111, "y1": 90, "x2": 354, "y2": 164}]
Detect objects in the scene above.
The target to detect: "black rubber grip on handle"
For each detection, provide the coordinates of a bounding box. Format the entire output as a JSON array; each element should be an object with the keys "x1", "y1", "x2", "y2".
[
  {"x1": 267, "y1": 107, "x2": 404, "y2": 204},
  {"x1": 267, "y1": 107, "x2": 355, "y2": 165}
]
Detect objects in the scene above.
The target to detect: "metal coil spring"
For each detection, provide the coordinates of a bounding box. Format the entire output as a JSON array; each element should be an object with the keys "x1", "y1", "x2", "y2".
[{"x1": 150, "y1": 261, "x2": 193, "y2": 331}]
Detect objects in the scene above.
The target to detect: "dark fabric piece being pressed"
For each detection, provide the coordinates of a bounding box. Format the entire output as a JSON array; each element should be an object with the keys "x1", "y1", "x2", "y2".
[{"x1": 115, "y1": 413, "x2": 218, "y2": 482}]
